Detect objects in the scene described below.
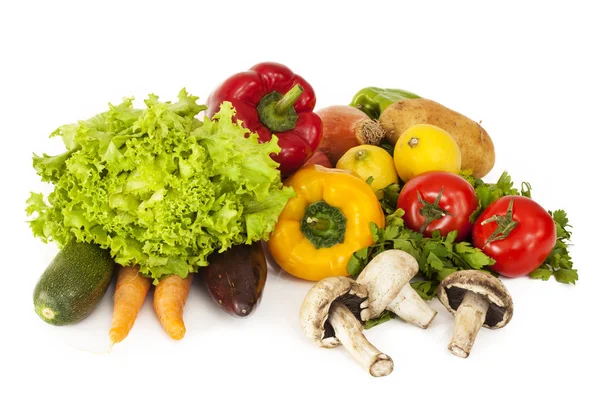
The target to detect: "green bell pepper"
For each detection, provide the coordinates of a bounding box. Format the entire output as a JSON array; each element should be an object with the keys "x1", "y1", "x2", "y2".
[{"x1": 350, "y1": 87, "x2": 420, "y2": 120}]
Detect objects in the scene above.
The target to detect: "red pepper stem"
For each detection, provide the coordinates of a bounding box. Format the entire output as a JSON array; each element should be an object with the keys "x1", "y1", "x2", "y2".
[{"x1": 275, "y1": 84, "x2": 304, "y2": 114}]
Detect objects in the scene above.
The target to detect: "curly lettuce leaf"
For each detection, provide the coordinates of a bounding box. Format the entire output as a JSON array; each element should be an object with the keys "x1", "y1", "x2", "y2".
[{"x1": 26, "y1": 90, "x2": 294, "y2": 281}]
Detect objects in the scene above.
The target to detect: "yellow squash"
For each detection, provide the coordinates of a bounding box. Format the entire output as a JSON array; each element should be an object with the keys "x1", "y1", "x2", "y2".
[{"x1": 268, "y1": 164, "x2": 385, "y2": 281}]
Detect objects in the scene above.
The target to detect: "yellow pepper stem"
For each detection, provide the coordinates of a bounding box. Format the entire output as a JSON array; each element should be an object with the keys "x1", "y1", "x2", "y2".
[
  {"x1": 305, "y1": 216, "x2": 331, "y2": 231},
  {"x1": 300, "y1": 201, "x2": 347, "y2": 249}
]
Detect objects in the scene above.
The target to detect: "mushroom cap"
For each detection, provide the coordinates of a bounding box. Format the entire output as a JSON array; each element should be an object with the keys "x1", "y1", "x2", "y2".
[
  {"x1": 437, "y1": 270, "x2": 513, "y2": 329},
  {"x1": 356, "y1": 249, "x2": 419, "y2": 318},
  {"x1": 299, "y1": 276, "x2": 370, "y2": 348}
]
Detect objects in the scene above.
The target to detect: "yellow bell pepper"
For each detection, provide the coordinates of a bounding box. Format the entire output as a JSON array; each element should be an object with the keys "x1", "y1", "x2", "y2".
[{"x1": 268, "y1": 164, "x2": 385, "y2": 281}]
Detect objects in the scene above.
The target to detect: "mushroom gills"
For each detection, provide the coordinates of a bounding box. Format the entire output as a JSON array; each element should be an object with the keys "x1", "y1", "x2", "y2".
[
  {"x1": 445, "y1": 286, "x2": 507, "y2": 328},
  {"x1": 323, "y1": 292, "x2": 370, "y2": 339},
  {"x1": 448, "y1": 290, "x2": 489, "y2": 358},
  {"x1": 387, "y1": 284, "x2": 438, "y2": 329},
  {"x1": 328, "y1": 302, "x2": 394, "y2": 377}
]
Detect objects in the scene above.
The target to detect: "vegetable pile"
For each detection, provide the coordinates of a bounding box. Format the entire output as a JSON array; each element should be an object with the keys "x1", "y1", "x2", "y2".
[
  {"x1": 27, "y1": 62, "x2": 576, "y2": 369},
  {"x1": 29, "y1": 81, "x2": 295, "y2": 341}
]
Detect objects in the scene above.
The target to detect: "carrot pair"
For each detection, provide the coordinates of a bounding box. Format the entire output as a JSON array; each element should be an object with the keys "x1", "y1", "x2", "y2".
[{"x1": 109, "y1": 265, "x2": 193, "y2": 344}]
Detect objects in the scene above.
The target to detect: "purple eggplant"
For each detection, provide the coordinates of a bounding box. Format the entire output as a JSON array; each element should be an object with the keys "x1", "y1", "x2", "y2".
[{"x1": 203, "y1": 242, "x2": 267, "y2": 317}]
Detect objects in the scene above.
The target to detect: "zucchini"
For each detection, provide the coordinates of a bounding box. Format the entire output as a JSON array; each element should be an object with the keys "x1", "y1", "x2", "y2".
[{"x1": 33, "y1": 241, "x2": 117, "y2": 325}]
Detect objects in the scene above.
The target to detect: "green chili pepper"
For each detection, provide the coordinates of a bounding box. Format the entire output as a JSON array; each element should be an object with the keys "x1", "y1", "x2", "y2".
[{"x1": 350, "y1": 87, "x2": 421, "y2": 120}]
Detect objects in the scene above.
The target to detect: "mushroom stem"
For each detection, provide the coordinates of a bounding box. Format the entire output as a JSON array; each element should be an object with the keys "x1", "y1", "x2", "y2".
[
  {"x1": 328, "y1": 302, "x2": 394, "y2": 377},
  {"x1": 387, "y1": 284, "x2": 438, "y2": 329},
  {"x1": 449, "y1": 291, "x2": 489, "y2": 358}
]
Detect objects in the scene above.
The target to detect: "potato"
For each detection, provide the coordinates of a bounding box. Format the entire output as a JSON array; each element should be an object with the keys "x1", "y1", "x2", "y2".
[{"x1": 379, "y1": 98, "x2": 495, "y2": 178}]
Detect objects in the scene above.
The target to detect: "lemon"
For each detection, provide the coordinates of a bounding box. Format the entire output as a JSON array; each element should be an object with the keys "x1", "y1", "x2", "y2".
[
  {"x1": 393, "y1": 124, "x2": 461, "y2": 182},
  {"x1": 336, "y1": 145, "x2": 398, "y2": 192}
]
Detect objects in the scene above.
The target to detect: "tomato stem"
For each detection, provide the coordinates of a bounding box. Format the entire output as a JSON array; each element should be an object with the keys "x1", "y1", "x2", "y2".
[
  {"x1": 481, "y1": 198, "x2": 519, "y2": 245},
  {"x1": 417, "y1": 187, "x2": 453, "y2": 234}
]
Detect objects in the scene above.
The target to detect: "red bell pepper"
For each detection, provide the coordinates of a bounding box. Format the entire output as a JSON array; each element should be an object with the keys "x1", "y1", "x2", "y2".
[{"x1": 206, "y1": 62, "x2": 323, "y2": 176}]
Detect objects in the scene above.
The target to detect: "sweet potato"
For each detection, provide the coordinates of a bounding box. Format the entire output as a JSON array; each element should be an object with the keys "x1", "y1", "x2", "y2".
[{"x1": 379, "y1": 98, "x2": 495, "y2": 178}]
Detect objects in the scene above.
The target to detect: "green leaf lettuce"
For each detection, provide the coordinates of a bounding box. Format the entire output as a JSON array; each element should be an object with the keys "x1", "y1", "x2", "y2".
[{"x1": 26, "y1": 90, "x2": 295, "y2": 281}]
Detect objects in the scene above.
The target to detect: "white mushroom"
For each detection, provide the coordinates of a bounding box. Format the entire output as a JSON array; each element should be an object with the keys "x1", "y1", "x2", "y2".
[
  {"x1": 299, "y1": 276, "x2": 393, "y2": 377},
  {"x1": 437, "y1": 270, "x2": 514, "y2": 358},
  {"x1": 356, "y1": 250, "x2": 438, "y2": 328}
]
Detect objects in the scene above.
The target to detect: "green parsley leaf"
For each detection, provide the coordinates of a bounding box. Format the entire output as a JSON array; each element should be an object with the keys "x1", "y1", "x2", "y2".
[
  {"x1": 455, "y1": 241, "x2": 496, "y2": 270},
  {"x1": 459, "y1": 169, "x2": 484, "y2": 187},
  {"x1": 385, "y1": 208, "x2": 406, "y2": 228},
  {"x1": 529, "y1": 209, "x2": 577, "y2": 284},
  {"x1": 377, "y1": 183, "x2": 402, "y2": 215},
  {"x1": 364, "y1": 310, "x2": 395, "y2": 330},
  {"x1": 552, "y1": 209, "x2": 571, "y2": 238},
  {"x1": 521, "y1": 182, "x2": 533, "y2": 198},
  {"x1": 370, "y1": 222, "x2": 381, "y2": 241},
  {"x1": 383, "y1": 225, "x2": 401, "y2": 241},
  {"x1": 554, "y1": 268, "x2": 579, "y2": 284},
  {"x1": 410, "y1": 280, "x2": 439, "y2": 300},
  {"x1": 529, "y1": 268, "x2": 554, "y2": 281},
  {"x1": 347, "y1": 247, "x2": 369, "y2": 276},
  {"x1": 467, "y1": 171, "x2": 531, "y2": 222}
]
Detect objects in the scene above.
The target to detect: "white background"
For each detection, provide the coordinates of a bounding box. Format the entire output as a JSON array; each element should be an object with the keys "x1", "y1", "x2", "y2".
[{"x1": 1, "y1": 1, "x2": 598, "y2": 399}]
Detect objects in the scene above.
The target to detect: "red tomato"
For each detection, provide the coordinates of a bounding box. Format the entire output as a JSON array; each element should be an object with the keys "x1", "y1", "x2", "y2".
[
  {"x1": 396, "y1": 171, "x2": 478, "y2": 241},
  {"x1": 472, "y1": 195, "x2": 556, "y2": 278}
]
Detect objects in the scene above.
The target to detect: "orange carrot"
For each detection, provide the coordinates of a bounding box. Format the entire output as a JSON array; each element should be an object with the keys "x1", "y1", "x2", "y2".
[
  {"x1": 109, "y1": 265, "x2": 152, "y2": 345},
  {"x1": 153, "y1": 273, "x2": 193, "y2": 340}
]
